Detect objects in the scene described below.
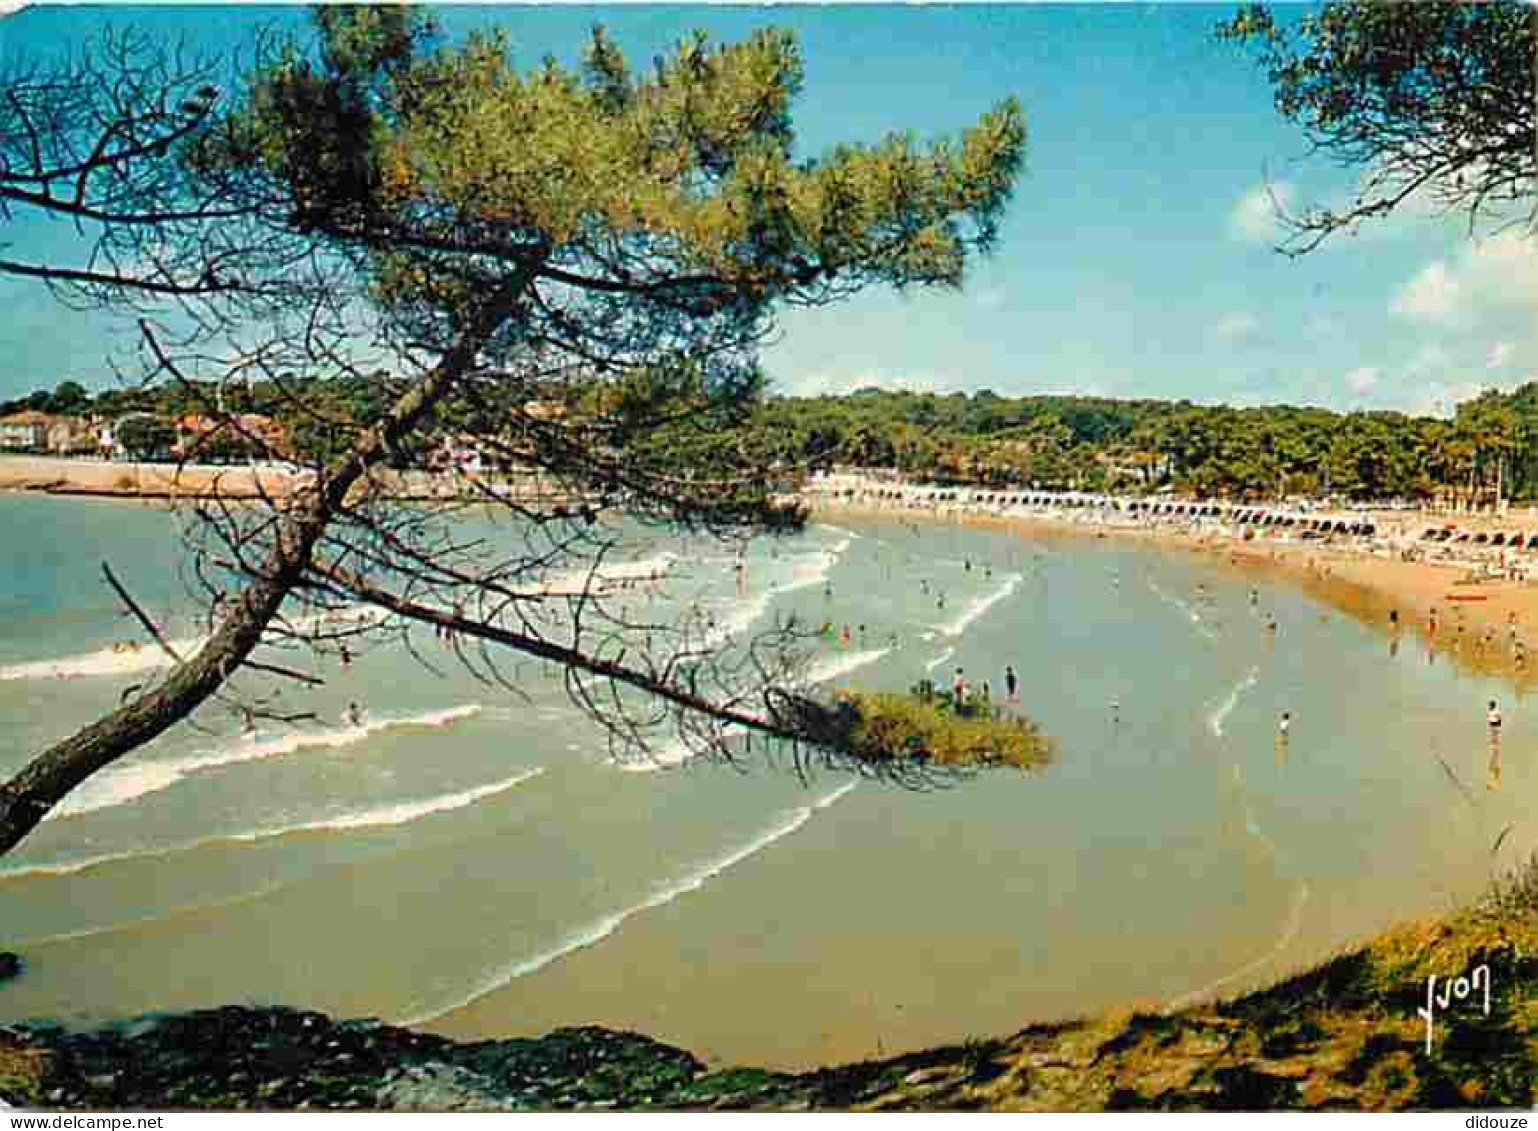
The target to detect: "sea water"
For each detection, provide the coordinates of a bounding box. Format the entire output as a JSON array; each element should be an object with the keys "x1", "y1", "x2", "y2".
[{"x1": 0, "y1": 495, "x2": 1530, "y2": 1069}]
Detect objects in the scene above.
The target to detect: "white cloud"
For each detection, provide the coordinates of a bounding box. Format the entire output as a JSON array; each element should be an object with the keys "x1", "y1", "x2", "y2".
[
  {"x1": 0, "y1": 1, "x2": 29, "y2": 14},
  {"x1": 1345, "y1": 366, "x2": 1379, "y2": 395},
  {"x1": 779, "y1": 368, "x2": 964, "y2": 398},
  {"x1": 1230, "y1": 181, "x2": 1295, "y2": 244},
  {"x1": 1393, "y1": 261, "x2": 1461, "y2": 322},
  {"x1": 1213, "y1": 312, "x2": 1258, "y2": 341},
  {"x1": 1392, "y1": 232, "x2": 1538, "y2": 325},
  {"x1": 1489, "y1": 341, "x2": 1515, "y2": 369}
]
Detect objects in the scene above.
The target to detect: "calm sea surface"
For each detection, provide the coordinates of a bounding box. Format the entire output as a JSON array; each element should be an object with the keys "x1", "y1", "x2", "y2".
[{"x1": 0, "y1": 494, "x2": 1530, "y2": 1069}]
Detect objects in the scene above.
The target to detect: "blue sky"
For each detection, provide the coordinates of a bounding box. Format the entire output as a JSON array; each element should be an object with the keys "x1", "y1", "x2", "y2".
[{"x1": 0, "y1": 2, "x2": 1533, "y2": 416}]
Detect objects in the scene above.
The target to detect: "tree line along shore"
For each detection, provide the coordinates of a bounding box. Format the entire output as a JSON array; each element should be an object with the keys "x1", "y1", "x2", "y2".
[{"x1": 7, "y1": 382, "x2": 1538, "y2": 508}]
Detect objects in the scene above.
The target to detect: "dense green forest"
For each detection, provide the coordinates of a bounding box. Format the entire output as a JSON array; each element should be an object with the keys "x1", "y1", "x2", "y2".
[
  {"x1": 753, "y1": 384, "x2": 1538, "y2": 504},
  {"x1": 6, "y1": 378, "x2": 1537, "y2": 504}
]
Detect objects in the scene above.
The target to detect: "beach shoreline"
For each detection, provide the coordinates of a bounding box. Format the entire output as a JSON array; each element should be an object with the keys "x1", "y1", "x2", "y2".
[
  {"x1": 10, "y1": 449, "x2": 1538, "y2": 694},
  {"x1": 806, "y1": 494, "x2": 1538, "y2": 700}
]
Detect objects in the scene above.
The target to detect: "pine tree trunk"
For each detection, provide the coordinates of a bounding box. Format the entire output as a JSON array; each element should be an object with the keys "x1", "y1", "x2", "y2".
[{"x1": 0, "y1": 286, "x2": 522, "y2": 859}]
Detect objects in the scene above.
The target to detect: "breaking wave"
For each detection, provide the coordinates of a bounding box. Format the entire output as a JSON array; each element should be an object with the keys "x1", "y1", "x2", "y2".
[{"x1": 402, "y1": 780, "x2": 856, "y2": 1026}]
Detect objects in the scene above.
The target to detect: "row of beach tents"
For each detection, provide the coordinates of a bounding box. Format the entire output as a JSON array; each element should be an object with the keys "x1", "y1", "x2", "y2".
[
  {"x1": 825, "y1": 486, "x2": 1381, "y2": 537},
  {"x1": 813, "y1": 482, "x2": 1538, "y2": 550}
]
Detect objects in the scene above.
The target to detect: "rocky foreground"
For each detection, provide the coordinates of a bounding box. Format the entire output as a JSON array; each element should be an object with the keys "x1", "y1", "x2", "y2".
[{"x1": 2, "y1": 864, "x2": 1533, "y2": 1112}]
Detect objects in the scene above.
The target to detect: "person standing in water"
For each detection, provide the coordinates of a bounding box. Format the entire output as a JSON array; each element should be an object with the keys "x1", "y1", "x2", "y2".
[
  {"x1": 345, "y1": 701, "x2": 365, "y2": 728},
  {"x1": 1004, "y1": 664, "x2": 1018, "y2": 704},
  {"x1": 1487, "y1": 699, "x2": 1503, "y2": 790}
]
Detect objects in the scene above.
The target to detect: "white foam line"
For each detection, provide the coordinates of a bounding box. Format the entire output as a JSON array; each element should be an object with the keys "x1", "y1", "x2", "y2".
[
  {"x1": 925, "y1": 646, "x2": 957, "y2": 673},
  {"x1": 804, "y1": 647, "x2": 891, "y2": 685},
  {"x1": 778, "y1": 541, "x2": 849, "y2": 596},
  {"x1": 815, "y1": 524, "x2": 861, "y2": 540},
  {"x1": 1166, "y1": 787, "x2": 1310, "y2": 1011},
  {"x1": 48, "y1": 705, "x2": 484, "y2": 821},
  {"x1": 693, "y1": 541, "x2": 853, "y2": 651},
  {"x1": 0, "y1": 604, "x2": 386, "y2": 682},
  {"x1": 1207, "y1": 667, "x2": 1259, "y2": 739},
  {"x1": 13, "y1": 880, "x2": 293, "y2": 948},
  {"x1": 401, "y1": 780, "x2": 857, "y2": 1026},
  {"x1": 230, "y1": 769, "x2": 545, "y2": 840},
  {"x1": 1148, "y1": 579, "x2": 1218, "y2": 642},
  {"x1": 2, "y1": 769, "x2": 542, "y2": 883},
  {"x1": 619, "y1": 647, "x2": 890, "y2": 776},
  {"x1": 935, "y1": 574, "x2": 1022, "y2": 637},
  {"x1": 613, "y1": 737, "x2": 693, "y2": 774},
  {"x1": 520, "y1": 552, "x2": 679, "y2": 596}
]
